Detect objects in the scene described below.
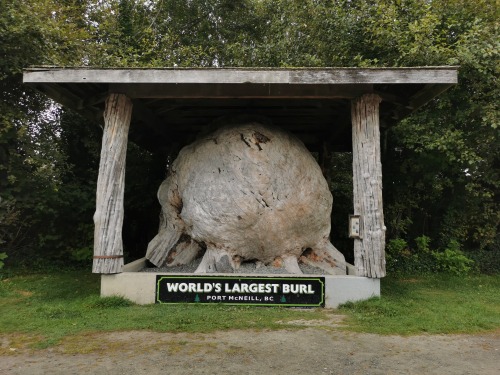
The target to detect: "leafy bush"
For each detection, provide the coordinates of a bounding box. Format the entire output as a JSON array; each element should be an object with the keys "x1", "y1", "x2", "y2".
[
  {"x1": 467, "y1": 235, "x2": 500, "y2": 275},
  {"x1": 386, "y1": 236, "x2": 434, "y2": 275},
  {"x1": 386, "y1": 238, "x2": 415, "y2": 274},
  {"x1": 387, "y1": 236, "x2": 474, "y2": 276},
  {"x1": 0, "y1": 252, "x2": 7, "y2": 269},
  {"x1": 0, "y1": 197, "x2": 23, "y2": 267},
  {"x1": 386, "y1": 238, "x2": 409, "y2": 256},
  {"x1": 431, "y1": 240, "x2": 474, "y2": 275},
  {"x1": 69, "y1": 245, "x2": 93, "y2": 263},
  {"x1": 415, "y1": 236, "x2": 431, "y2": 254}
]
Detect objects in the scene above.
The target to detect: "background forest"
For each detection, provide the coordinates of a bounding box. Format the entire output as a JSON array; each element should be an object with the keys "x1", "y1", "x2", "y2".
[{"x1": 0, "y1": 0, "x2": 498, "y2": 274}]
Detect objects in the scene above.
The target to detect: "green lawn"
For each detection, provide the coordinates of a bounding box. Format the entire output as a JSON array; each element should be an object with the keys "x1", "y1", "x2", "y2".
[
  {"x1": 1, "y1": 269, "x2": 498, "y2": 349},
  {"x1": 339, "y1": 275, "x2": 500, "y2": 335}
]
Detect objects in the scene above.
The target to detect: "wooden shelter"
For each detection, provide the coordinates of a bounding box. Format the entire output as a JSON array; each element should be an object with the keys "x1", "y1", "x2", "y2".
[{"x1": 23, "y1": 67, "x2": 458, "y2": 279}]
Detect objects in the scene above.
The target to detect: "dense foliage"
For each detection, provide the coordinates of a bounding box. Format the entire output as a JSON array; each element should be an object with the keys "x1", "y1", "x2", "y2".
[{"x1": 0, "y1": 0, "x2": 498, "y2": 273}]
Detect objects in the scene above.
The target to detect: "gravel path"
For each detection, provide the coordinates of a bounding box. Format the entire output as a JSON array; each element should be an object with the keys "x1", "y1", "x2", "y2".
[{"x1": 2, "y1": 327, "x2": 499, "y2": 375}]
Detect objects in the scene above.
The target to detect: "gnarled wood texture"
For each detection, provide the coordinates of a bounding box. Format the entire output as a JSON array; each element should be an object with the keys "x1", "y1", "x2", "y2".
[
  {"x1": 146, "y1": 121, "x2": 346, "y2": 275},
  {"x1": 92, "y1": 94, "x2": 132, "y2": 274},
  {"x1": 351, "y1": 94, "x2": 386, "y2": 278}
]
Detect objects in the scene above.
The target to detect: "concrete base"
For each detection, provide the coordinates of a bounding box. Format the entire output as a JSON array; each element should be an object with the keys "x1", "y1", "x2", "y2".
[{"x1": 101, "y1": 258, "x2": 380, "y2": 308}]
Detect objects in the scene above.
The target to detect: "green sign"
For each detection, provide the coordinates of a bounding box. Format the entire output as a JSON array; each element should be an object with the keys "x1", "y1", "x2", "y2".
[{"x1": 156, "y1": 275, "x2": 325, "y2": 307}]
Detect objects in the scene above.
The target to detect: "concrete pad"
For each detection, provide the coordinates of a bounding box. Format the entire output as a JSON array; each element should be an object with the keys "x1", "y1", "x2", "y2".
[
  {"x1": 324, "y1": 275, "x2": 380, "y2": 307},
  {"x1": 101, "y1": 258, "x2": 380, "y2": 308}
]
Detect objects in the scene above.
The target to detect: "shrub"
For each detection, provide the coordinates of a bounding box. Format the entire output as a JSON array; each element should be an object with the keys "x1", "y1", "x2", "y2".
[
  {"x1": 432, "y1": 240, "x2": 474, "y2": 275},
  {"x1": 466, "y1": 247, "x2": 500, "y2": 274},
  {"x1": 415, "y1": 235, "x2": 431, "y2": 254},
  {"x1": 386, "y1": 236, "x2": 435, "y2": 275},
  {"x1": 386, "y1": 238, "x2": 414, "y2": 274},
  {"x1": 386, "y1": 236, "x2": 474, "y2": 276},
  {"x1": 0, "y1": 252, "x2": 7, "y2": 269}
]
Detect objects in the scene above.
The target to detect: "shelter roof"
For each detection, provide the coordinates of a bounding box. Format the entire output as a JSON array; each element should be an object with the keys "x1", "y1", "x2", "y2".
[{"x1": 23, "y1": 67, "x2": 458, "y2": 152}]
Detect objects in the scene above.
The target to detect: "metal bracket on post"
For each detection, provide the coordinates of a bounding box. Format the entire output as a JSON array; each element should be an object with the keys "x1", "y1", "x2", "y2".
[{"x1": 349, "y1": 215, "x2": 363, "y2": 239}]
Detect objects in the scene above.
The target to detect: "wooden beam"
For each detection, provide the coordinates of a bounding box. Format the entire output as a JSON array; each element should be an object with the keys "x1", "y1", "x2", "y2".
[
  {"x1": 24, "y1": 67, "x2": 459, "y2": 85},
  {"x1": 351, "y1": 94, "x2": 386, "y2": 278},
  {"x1": 30, "y1": 83, "x2": 102, "y2": 121},
  {"x1": 108, "y1": 83, "x2": 373, "y2": 99},
  {"x1": 408, "y1": 83, "x2": 455, "y2": 110},
  {"x1": 92, "y1": 93, "x2": 132, "y2": 274}
]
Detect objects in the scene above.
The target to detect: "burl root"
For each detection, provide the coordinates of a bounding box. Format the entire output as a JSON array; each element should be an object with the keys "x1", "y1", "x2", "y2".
[
  {"x1": 282, "y1": 255, "x2": 303, "y2": 274},
  {"x1": 195, "y1": 247, "x2": 239, "y2": 273},
  {"x1": 300, "y1": 241, "x2": 346, "y2": 275},
  {"x1": 166, "y1": 236, "x2": 202, "y2": 267}
]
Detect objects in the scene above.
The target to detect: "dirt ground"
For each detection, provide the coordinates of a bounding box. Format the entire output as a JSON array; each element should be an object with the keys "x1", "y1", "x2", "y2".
[{"x1": 1, "y1": 325, "x2": 499, "y2": 375}]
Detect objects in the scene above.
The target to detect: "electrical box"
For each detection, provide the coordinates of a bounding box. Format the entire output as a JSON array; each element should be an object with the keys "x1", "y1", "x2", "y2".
[{"x1": 349, "y1": 215, "x2": 362, "y2": 239}]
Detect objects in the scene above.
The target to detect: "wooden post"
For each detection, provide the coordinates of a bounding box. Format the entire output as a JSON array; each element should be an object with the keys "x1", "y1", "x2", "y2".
[
  {"x1": 92, "y1": 93, "x2": 132, "y2": 274},
  {"x1": 351, "y1": 93, "x2": 386, "y2": 278}
]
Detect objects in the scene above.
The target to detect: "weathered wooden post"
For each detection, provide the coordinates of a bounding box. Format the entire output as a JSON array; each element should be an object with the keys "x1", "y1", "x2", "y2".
[
  {"x1": 92, "y1": 93, "x2": 132, "y2": 274},
  {"x1": 351, "y1": 93, "x2": 386, "y2": 278}
]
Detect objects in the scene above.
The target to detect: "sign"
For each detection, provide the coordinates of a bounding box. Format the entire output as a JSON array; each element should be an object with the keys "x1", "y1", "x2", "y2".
[{"x1": 156, "y1": 275, "x2": 325, "y2": 307}]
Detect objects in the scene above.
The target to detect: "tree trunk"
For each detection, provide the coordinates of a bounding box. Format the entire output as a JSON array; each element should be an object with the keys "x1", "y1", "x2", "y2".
[
  {"x1": 351, "y1": 94, "x2": 386, "y2": 278},
  {"x1": 92, "y1": 93, "x2": 132, "y2": 274}
]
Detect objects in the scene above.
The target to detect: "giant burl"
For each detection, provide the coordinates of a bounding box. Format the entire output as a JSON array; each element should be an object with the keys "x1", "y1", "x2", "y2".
[{"x1": 146, "y1": 120, "x2": 346, "y2": 275}]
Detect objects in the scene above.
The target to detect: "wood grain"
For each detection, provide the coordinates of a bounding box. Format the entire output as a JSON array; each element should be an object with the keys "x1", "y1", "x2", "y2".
[
  {"x1": 92, "y1": 93, "x2": 132, "y2": 274},
  {"x1": 352, "y1": 94, "x2": 386, "y2": 278}
]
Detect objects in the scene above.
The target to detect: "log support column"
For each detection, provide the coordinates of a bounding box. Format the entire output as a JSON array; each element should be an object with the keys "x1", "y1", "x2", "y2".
[
  {"x1": 92, "y1": 93, "x2": 133, "y2": 274},
  {"x1": 351, "y1": 93, "x2": 386, "y2": 278}
]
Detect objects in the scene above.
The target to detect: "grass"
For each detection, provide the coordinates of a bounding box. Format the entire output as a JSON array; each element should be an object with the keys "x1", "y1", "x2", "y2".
[
  {"x1": 0, "y1": 269, "x2": 328, "y2": 349},
  {"x1": 339, "y1": 274, "x2": 500, "y2": 335},
  {"x1": 0, "y1": 269, "x2": 499, "y2": 350}
]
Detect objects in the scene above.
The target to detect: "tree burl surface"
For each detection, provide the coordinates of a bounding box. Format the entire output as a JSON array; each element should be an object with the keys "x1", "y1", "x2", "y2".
[{"x1": 146, "y1": 121, "x2": 346, "y2": 275}]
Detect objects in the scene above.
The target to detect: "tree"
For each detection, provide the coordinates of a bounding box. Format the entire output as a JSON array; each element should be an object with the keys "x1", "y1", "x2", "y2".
[
  {"x1": 0, "y1": 0, "x2": 89, "y2": 262},
  {"x1": 1, "y1": 0, "x2": 497, "y2": 271},
  {"x1": 365, "y1": 0, "x2": 499, "y2": 252}
]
